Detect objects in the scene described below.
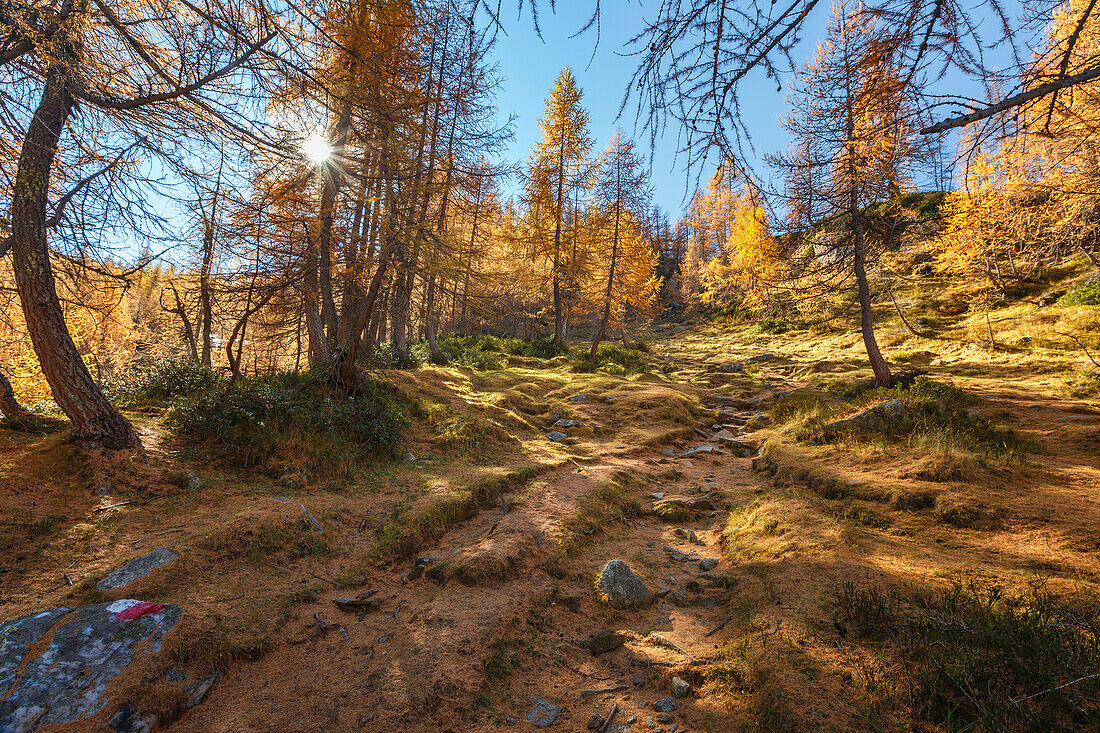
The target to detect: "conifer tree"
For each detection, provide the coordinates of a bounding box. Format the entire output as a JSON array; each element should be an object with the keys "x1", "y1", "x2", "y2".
[{"x1": 526, "y1": 67, "x2": 594, "y2": 346}]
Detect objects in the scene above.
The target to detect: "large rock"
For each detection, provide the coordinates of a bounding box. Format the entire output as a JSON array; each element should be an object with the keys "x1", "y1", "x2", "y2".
[
  {"x1": 96, "y1": 548, "x2": 178, "y2": 591},
  {"x1": 0, "y1": 600, "x2": 183, "y2": 732},
  {"x1": 597, "y1": 560, "x2": 655, "y2": 610}
]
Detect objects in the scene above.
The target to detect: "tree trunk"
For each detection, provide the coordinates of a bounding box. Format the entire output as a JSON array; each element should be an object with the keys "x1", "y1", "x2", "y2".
[
  {"x1": 11, "y1": 59, "x2": 141, "y2": 452},
  {"x1": 590, "y1": 200, "x2": 621, "y2": 361},
  {"x1": 0, "y1": 370, "x2": 30, "y2": 419},
  {"x1": 425, "y1": 276, "x2": 447, "y2": 364},
  {"x1": 853, "y1": 219, "x2": 892, "y2": 387}
]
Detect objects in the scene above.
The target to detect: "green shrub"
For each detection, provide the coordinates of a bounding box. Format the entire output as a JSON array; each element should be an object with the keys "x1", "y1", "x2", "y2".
[
  {"x1": 840, "y1": 582, "x2": 1100, "y2": 732},
  {"x1": 107, "y1": 357, "x2": 219, "y2": 407},
  {"x1": 568, "y1": 342, "x2": 650, "y2": 375},
  {"x1": 757, "y1": 317, "x2": 794, "y2": 334},
  {"x1": 829, "y1": 377, "x2": 1020, "y2": 456},
  {"x1": 1059, "y1": 278, "x2": 1100, "y2": 307},
  {"x1": 166, "y1": 371, "x2": 408, "y2": 471}
]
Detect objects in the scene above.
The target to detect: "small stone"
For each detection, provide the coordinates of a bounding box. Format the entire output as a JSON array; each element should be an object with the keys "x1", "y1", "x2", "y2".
[
  {"x1": 652, "y1": 492, "x2": 665, "y2": 500},
  {"x1": 698, "y1": 558, "x2": 719, "y2": 571},
  {"x1": 401, "y1": 452, "x2": 417, "y2": 463},
  {"x1": 633, "y1": 674, "x2": 645, "y2": 688},
  {"x1": 587, "y1": 713, "x2": 603, "y2": 729},
  {"x1": 553, "y1": 419, "x2": 583, "y2": 428},
  {"x1": 526, "y1": 698, "x2": 563, "y2": 727},
  {"x1": 569, "y1": 394, "x2": 589, "y2": 402},
  {"x1": 657, "y1": 713, "x2": 675, "y2": 723},
  {"x1": 506, "y1": 717, "x2": 517, "y2": 726},
  {"x1": 547, "y1": 430, "x2": 568, "y2": 443},
  {"x1": 661, "y1": 447, "x2": 675, "y2": 457},
  {"x1": 652, "y1": 696, "x2": 678, "y2": 713},
  {"x1": 664, "y1": 546, "x2": 690, "y2": 563},
  {"x1": 670, "y1": 676, "x2": 691, "y2": 699},
  {"x1": 590, "y1": 629, "x2": 626, "y2": 656}
]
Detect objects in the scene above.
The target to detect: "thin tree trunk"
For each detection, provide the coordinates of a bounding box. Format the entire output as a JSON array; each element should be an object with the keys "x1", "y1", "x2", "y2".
[
  {"x1": 0, "y1": 370, "x2": 30, "y2": 419},
  {"x1": 11, "y1": 55, "x2": 141, "y2": 452},
  {"x1": 425, "y1": 275, "x2": 447, "y2": 364},
  {"x1": 854, "y1": 220, "x2": 892, "y2": 387}
]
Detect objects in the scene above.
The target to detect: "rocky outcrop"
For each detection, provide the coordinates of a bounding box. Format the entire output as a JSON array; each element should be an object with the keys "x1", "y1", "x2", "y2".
[{"x1": 1, "y1": 600, "x2": 185, "y2": 732}]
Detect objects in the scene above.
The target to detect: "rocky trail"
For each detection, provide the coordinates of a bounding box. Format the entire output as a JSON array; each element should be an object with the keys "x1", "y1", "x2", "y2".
[
  {"x1": 170, "y1": 346, "x2": 773, "y2": 732},
  {"x1": 6, "y1": 323, "x2": 1100, "y2": 732}
]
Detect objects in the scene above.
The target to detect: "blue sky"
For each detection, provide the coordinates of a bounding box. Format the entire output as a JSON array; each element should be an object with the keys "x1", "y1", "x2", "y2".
[{"x1": 487, "y1": 2, "x2": 819, "y2": 219}]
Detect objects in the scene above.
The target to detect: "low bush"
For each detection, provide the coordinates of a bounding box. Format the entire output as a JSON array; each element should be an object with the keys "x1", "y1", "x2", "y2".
[
  {"x1": 166, "y1": 371, "x2": 409, "y2": 473},
  {"x1": 838, "y1": 582, "x2": 1100, "y2": 732},
  {"x1": 568, "y1": 342, "x2": 650, "y2": 375},
  {"x1": 1059, "y1": 279, "x2": 1100, "y2": 307},
  {"x1": 107, "y1": 357, "x2": 219, "y2": 408},
  {"x1": 430, "y1": 334, "x2": 568, "y2": 370},
  {"x1": 757, "y1": 317, "x2": 795, "y2": 334},
  {"x1": 829, "y1": 377, "x2": 1020, "y2": 456}
]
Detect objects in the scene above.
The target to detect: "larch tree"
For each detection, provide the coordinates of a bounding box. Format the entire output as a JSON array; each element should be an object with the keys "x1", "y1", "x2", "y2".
[
  {"x1": 588, "y1": 131, "x2": 657, "y2": 358},
  {"x1": 526, "y1": 67, "x2": 593, "y2": 346},
  {"x1": 772, "y1": 1, "x2": 919, "y2": 386},
  {"x1": 1, "y1": 0, "x2": 275, "y2": 451}
]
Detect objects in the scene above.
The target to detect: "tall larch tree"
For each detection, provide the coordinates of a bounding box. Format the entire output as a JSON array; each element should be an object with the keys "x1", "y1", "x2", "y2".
[{"x1": 526, "y1": 67, "x2": 593, "y2": 346}]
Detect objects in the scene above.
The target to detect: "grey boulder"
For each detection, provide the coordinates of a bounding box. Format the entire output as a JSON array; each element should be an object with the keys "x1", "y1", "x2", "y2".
[{"x1": 597, "y1": 560, "x2": 655, "y2": 610}]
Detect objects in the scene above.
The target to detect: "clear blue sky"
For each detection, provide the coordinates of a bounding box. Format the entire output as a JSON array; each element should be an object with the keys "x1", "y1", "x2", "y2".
[{"x1": 486, "y1": 2, "x2": 803, "y2": 219}]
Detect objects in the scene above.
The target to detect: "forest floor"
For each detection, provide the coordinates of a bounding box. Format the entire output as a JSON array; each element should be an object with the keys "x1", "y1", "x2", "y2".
[{"x1": 3, "y1": 280, "x2": 1100, "y2": 731}]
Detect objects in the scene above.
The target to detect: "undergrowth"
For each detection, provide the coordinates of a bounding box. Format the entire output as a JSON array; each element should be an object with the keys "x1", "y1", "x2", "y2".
[
  {"x1": 166, "y1": 371, "x2": 409, "y2": 473},
  {"x1": 106, "y1": 357, "x2": 219, "y2": 408},
  {"x1": 837, "y1": 581, "x2": 1100, "y2": 732},
  {"x1": 568, "y1": 342, "x2": 650, "y2": 375}
]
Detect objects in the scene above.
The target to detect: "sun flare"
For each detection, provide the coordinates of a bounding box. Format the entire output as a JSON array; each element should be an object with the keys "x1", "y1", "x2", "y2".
[{"x1": 302, "y1": 132, "x2": 333, "y2": 164}]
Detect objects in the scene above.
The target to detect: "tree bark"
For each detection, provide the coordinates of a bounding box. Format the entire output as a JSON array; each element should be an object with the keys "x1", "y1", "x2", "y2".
[
  {"x1": 0, "y1": 370, "x2": 30, "y2": 419},
  {"x1": 11, "y1": 55, "x2": 141, "y2": 452}
]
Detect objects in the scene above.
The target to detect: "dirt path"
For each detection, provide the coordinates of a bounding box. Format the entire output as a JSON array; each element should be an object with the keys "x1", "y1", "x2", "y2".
[{"x1": 170, "y1": 341, "x2": 771, "y2": 732}]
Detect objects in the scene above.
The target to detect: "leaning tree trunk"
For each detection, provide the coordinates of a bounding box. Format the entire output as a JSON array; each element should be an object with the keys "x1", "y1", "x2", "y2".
[
  {"x1": 11, "y1": 61, "x2": 142, "y2": 452},
  {"x1": 853, "y1": 218, "x2": 893, "y2": 387},
  {"x1": 0, "y1": 370, "x2": 30, "y2": 419}
]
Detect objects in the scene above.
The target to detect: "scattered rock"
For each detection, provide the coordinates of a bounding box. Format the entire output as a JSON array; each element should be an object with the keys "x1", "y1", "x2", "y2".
[
  {"x1": 680, "y1": 444, "x2": 715, "y2": 458},
  {"x1": 715, "y1": 361, "x2": 742, "y2": 373},
  {"x1": 547, "y1": 430, "x2": 568, "y2": 443},
  {"x1": 568, "y1": 394, "x2": 589, "y2": 402},
  {"x1": 708, "y1": 431, "x2": 758, "y2": 456},
  {"x1": 587, "y1": 713, "x2": 604, "y2": 729},
  {"x1": 657, "y1": 712, "x2": 675, "y2": 723},
  {"x1": 526, "y1": 698, "x2": 563, "y2": 727},
  {"x1": 633, "y1": 674, "x2": 645, "y2": 688},
  {"x1": 655, "y1": 495, "x2": 718, "y2": 515},
  {"x1": 553, "y1": 419, "x2": 583, "y2": 428},
  {"x1": 590, "y1": 630, "x2": 627, "y2": 656},
  {"x1": 664, "y1": 546, "x2": 691, "y2": 563},
  {"x1": 661, "y1": 447, "x2": 675, "y2": 457},
  {"x1": 671, "y1": 677, "x2": 691, "y2": 699},
  {"x1": 698, "y1": 558, "x2": 720, "y2": 572},
  {"x1": 0, "y1": 601, "x2": 183, "y2": 732},
  {"x1": 655, "y1": 582, "x2": 672, "y2": 598},
  {"x1": 96, "y1": 548, "x2": 179, "y2": 591},
  {"x1": 743, "y1": 353, "x2": 776, "y2": 364},
  {"x1": 646, "y1": 633, "x2": 688, "y2": 655},
  {"x1": 401, "y1": 452, "x2": 417, "y2": 464},
  {"x1": 597, "y1": 560, "x2": 655, "y2": 610},
  {"x1": 652, "y1": 697, "x2": 678, "y2": 713},
  {"x1": 651, "y1": 492, "x2": 665, "y2": 500}
]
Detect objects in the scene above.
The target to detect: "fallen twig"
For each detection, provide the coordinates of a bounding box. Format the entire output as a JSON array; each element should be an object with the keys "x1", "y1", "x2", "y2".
[
  {"x1": 309, "y1": 572, "x2": 338, "y2": 587},
  {"x1": 531, "y1": 648, "x2": 615, "y2": 681},
  {"x1": 598, "y1": 702, "x2": 620, "y2": 732},
  {"x1": 704, "y1": 614, "x2": 734, "y2": 638}
]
